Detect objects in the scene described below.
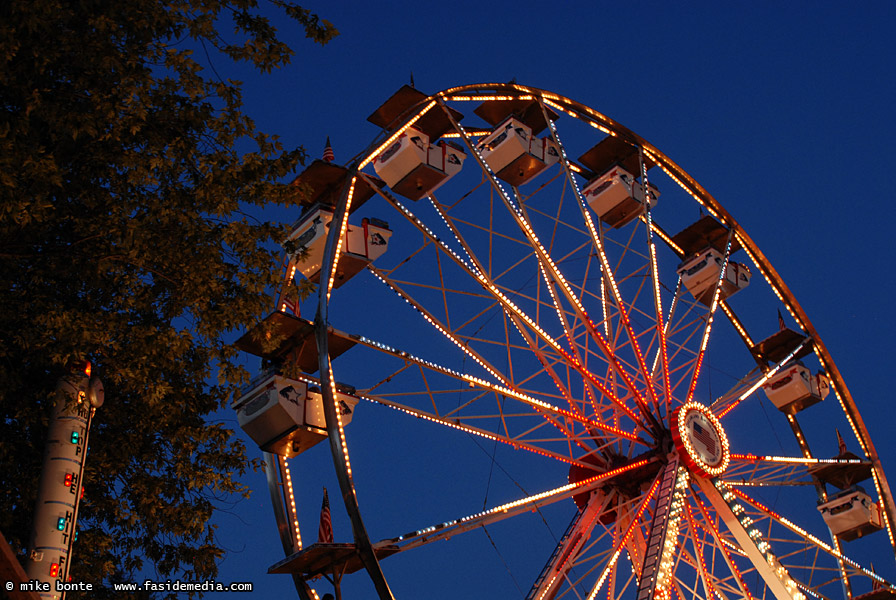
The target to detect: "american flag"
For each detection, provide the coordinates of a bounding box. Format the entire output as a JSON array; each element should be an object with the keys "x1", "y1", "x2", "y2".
[
  {"x1": 777, "y1": 309, "x2": 786, "y2": 331},
  {"x1": 323, "y1": 137, "x2": 335, "y2": 163},
  {"x1": 692, "y1": 422, "x2": 717, "y2": 455},
  {"x1": 280, "y1": 294, "x2": 299, "y2": 316},
  {"x1": 318, "y1": 487, "x2": 333, "y2": 543}
]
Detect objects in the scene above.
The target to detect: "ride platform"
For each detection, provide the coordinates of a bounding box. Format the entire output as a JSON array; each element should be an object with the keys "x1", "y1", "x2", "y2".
[
  {"x1": 234, "y1": 311, "x2": 356, "y2": 373},
  {"x1": 368, "y1": 85, "x2": 463, "y2": 140},
  {"x1": 855, "y1": 588, "x2": 896, "y2": 600},
  {"x1": 578, "y1": 135, "x2": 656, "y2": 181},
  {"x1": 474, "y1": 97, "x2": 557, "y2": 135},
  {"x1": 291, "y1": 160, "x2": 384, "y2": 214},
  {"x1": 268, "y1": 543, "x2": 400, "y2": 578},
  {"x1": 809, "y1": 452, "x2": 873, "y2": 490},
  {"x1": 671, "y1": 215, "x2": 742, "y2": 257},
  {"x1": 751, "y1": 328, "x2": 813, "y2": 364}
]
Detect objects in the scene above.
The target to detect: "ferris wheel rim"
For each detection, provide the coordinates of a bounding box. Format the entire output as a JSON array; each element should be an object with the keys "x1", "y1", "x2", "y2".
[{"x1": 308, "y1": 82, "x2": 896, "y2": 598}]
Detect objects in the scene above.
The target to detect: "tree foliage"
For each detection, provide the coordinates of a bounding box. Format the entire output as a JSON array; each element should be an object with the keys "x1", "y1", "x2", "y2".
[{"x1": 0, "y1": 0, "x2": 334, "y2": 595}]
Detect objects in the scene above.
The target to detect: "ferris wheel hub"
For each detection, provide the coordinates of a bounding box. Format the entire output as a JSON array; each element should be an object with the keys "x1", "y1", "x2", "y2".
[{"x1": 671, "y1": 402, "x2": 730, "y2": 478}]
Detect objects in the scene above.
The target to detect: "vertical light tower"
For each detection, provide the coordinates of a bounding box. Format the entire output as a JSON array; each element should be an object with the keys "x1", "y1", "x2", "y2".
[{"x1": 25, "y1": 361, "x2": 104, "y2": 599}]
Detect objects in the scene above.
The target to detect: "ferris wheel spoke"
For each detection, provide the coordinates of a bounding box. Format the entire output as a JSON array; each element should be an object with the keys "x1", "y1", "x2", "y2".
[
  {"x1": 504, "y1": 184, "x2": 659, "y2": 434},
  {"x1": 361, "y1": 266, "x2": 598, "y2": 446},
  {"x1": 374, "y1": 457, "x2": 659, "y2": 556},
  {"x1": 693, "y1": 476, "x2": 834, "y2": 600},
  {"x1": 366, "y1": 263, "x2": 514, "y2": 387},
  {"x1": 360, "y1": 393, "x2": 600, "y2": 468},
  {"x1": 722, "y1": 454, "x2": 873, "y2": 488},
  {"x1": 649, "y1": 275, "x2": 682, "y2": 393},
  {"x1": 545, "y1": 499, "x2": 644, "y2": 600},
  {"x1": 533, "y1": 261, "x2": 606, "y2": 426},
  {"x1": 547, "y1": 496, "x2": 651, "y2": 600},
  {"x1": 505, "y1": 314, "x2": 619, "y2": 451},
  {"x1": 682, "y1": 500, "x2": 730, "y2": 600},
  {"x1": 637, "y1": 147, "x2": 673, "y2": 416}
]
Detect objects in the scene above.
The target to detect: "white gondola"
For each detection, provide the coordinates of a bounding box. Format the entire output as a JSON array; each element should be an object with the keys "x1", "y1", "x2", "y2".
[
  {"x1": 233, "y1": 372, "x2": 359, "y2": 457},
  {"x1": 373, "y1": 126, "x2": 465, "y2": 201},
  {"x1": 677, "y1": 247, "x2": 751, "y2": 304},
  {"x1": 582, "y1": 164, "x2": 659, "y2": 228},
  {"x1": 477, "y1": 116, "x2": 559, "y2": 186},
  {"x1": 287, "y1": 206, "x2": 392, "y2": 287},
  {"x1": 818, "y1": 488, "x2": 883, "y2": 541},
  {"x1": 762, "y1": 362, "x2": 830, "y2": 414}
]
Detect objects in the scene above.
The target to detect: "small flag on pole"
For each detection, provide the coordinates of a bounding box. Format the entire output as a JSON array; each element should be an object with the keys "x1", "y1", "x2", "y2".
[
  {"x1": 323, "y1": 137, "x2": 335, "y2": 163},
  {"x1": 836, "y1": 429, "x2": 847, "y2": 455},
  {"x1": 280, "y1": 294, "x2": 299, "y2": 316},
  {"x1": 777, "y1": 309, "x2": 786, "y2": 331},
  {"x1": 318, "y1": 487, "x2": 333, "y2": 543}
]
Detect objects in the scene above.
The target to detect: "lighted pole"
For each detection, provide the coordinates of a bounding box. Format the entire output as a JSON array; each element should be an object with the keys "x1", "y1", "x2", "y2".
[{"x1": 25, "y1": 361, "x2": 103, "y2": 599}]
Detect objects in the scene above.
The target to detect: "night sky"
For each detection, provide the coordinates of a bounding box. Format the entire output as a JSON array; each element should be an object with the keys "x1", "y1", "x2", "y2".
[{"x1": 199, "y1": 3, "x2": 896, "y2": 598}]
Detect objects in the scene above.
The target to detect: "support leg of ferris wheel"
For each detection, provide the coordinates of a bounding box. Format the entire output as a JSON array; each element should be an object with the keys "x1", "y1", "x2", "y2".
[
  {"x1": 636, "y1": 456, "x2": 687, "y2": 600},
  {"x1": 315, "y1": 172, "x2": 396, "y2": 600},
  {"x1": 527, "y1": 489, "x2": 618, "y2": 600},
  {"x1": 694, "y1": 476, "x2": 807, "y2": 600},
  {"x1": 263, "y1": 452, "x2": 316, "y2": 600}
]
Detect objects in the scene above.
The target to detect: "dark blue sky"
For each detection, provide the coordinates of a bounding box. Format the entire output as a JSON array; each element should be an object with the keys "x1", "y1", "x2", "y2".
[{"x1": 204, "y1": 3, "x2": 896, "y2": 598}]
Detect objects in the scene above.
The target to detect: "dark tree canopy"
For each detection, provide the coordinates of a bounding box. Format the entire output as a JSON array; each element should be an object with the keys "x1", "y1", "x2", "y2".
[{"x1": 0, "y1": 0, "x2": 334, "y2": 596}]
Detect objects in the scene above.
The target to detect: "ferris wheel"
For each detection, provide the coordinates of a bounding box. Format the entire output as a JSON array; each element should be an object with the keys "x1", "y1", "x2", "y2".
[{"x1": 235, "y1": 83, "x2": 896, "y2": 600}]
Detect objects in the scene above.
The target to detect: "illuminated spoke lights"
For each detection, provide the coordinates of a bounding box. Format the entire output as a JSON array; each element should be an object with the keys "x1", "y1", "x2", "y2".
[
  {"x1": 638, "y1": 146, "x2": 672, "y2": 414},
  {"x1": 384, "y1": 458, "x2": 654, "y2": 549},
  {"x1": 683, "y1": 504, "x2": 718, "y2": 600},
  {"x1": 348, "y1": 323, "x2": 638, "y2": 441},
  {"x1": 365, "y1": 392, "x2": 592, "y2": 467},
  {"x1": 368, "y1": 175, "x2": 647, "y2": 431},
  {"x1": 688, "y1": 488, "x2": 755, "y2": 600}
]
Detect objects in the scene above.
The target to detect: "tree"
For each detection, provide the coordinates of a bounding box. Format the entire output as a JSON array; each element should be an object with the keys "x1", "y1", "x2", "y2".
[{"x1": 0, "y1": 0, "x2": 335, "y2": 596}]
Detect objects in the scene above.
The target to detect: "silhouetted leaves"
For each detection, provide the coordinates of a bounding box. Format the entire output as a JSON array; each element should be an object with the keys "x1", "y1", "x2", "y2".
[{"x1": 0, "y1": 1, "x2": 331, "y2": 596}]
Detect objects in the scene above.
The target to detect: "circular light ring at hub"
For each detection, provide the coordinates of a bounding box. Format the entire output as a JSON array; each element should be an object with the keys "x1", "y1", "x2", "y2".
[{"x1": 672, "y1": 402, "x2": 730, "y2": 478}]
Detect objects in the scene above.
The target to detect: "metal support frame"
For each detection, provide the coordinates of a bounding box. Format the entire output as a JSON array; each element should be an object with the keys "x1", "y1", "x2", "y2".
[
  {"x1": 316, "y1": 174, "x2": 396, "y2": 600},
  {"x1": 263, "y1": 452, "x2": 315, "y2": 600},
  {"x1": 695, "y1": 476, "x2": 806, "y2": 600}
]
